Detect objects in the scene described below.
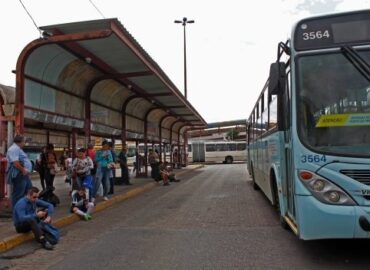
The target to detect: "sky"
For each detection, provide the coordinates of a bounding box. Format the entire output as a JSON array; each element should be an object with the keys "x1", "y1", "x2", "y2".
[{"x1": 0, "y1": 0, "x2": 369, "y2": 123}]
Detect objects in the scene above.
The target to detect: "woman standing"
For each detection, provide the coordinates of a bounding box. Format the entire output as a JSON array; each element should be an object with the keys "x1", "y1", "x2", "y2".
[
  {"x1": 36, "y1": 147, "x2": 47, "y2": 190},
  {"x1": 42, "y1": 144, "x2": 57, "y2": 189}
]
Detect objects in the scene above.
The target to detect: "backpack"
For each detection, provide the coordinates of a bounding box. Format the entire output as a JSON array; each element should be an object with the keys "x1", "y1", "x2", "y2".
[{"x1": 39, "y1": 187, "x2": 60, "y2": 207}]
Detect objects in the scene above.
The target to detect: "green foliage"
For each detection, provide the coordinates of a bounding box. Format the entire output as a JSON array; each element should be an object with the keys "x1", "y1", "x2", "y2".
[{"x1": 226, "y1": 129, "x2": 239, "y2": 140}]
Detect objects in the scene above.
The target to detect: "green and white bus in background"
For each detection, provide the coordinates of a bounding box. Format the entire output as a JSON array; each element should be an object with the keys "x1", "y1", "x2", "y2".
[
  {"x1": 188, "y1": 141, "x2": 247, "y2": 164},
  {"x1": 247, "y1": 10, "x2": 370, "y2": 239}
]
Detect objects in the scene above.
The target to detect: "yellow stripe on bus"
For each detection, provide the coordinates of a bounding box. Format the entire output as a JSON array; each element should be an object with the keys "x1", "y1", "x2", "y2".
[
  {"x1": 315, "y1": 114, "x2": 349, "y2": 127},
  {"x1": 316, "y1": 113, "x2": 370, "y2": 128}
]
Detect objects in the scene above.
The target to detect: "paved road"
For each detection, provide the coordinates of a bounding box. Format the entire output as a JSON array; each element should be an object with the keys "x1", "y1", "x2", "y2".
[{"x1": 2, "y1": 164, "x2": 370, "y2": 270}]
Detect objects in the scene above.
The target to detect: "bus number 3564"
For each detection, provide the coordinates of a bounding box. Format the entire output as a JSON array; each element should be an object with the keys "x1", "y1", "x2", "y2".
[{"x1": 301, "y1": 154, "x2": 327, "y2": 163}]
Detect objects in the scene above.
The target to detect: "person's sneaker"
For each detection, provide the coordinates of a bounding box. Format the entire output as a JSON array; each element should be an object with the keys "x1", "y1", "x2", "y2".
[
  {"x1": 83, "y1": 214, "x2": 89, "y2": 221},
  {"x1": 86, "y1": 214, "x2": 92, "y2": 220},
  {"x1": 103, "y1": 196, "x2": 109, "y2": 201},
  {"x1": 42, "y1": 240, "x2": 54, "y2": 250}
]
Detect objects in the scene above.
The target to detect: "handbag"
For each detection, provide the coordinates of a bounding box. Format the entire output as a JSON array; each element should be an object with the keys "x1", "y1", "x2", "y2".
[
  {"x1": 49, "y1": 167, "x2": 56, "y2": 175},
  {"x1": 82, "y1": 175, "x2": 93, "y2": 189}
]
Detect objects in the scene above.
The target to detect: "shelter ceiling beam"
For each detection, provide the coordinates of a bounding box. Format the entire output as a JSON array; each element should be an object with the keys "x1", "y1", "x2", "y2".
[{"x1": 146, "y1": 93, "x2": 172, "y2": 97}]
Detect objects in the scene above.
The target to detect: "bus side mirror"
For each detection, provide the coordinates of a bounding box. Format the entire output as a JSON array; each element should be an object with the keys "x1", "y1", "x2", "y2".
[{"x1": 268, "y1": 62, "x2": 286, "y2": 96}]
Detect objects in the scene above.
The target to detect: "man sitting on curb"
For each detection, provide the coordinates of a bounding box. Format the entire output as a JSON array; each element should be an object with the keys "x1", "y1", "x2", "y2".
[
  {"x1": 163, "y1": 162, "x2": 180, "y2": 183},
  {"x1": 13, "y1": 187, "x2": 56, "y2": 250}
]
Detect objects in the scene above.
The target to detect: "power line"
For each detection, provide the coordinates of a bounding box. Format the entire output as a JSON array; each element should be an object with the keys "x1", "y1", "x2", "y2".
[
  {"x1": 89, "y1": 0, "x2": 106, "y2": 19},
  {"x1": 18, "y1": 0, "x2": 42, "y2": 37}
]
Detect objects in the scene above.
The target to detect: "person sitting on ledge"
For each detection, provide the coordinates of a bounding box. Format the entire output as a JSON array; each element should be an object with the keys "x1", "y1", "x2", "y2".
[
  {"x1": 71, "y1": 187, "x2": 94, "y2": 221},
  {"x1": 13, "y1": 186, "x2": 56, "y2": 250}
]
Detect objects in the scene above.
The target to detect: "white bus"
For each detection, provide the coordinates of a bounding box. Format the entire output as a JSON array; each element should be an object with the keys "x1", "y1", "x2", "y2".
[
  {"x1": 188, "y1": 141, "x2": 247, "y2": 164},
  {"x1": 126, "y1": 143, "x2": 172, "y2": 166}
]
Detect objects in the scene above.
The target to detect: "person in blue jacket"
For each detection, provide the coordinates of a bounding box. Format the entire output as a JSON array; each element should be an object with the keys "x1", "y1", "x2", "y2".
[
  {"x1": 93, "y1": 140, "x2": 113, "y2": 202},
  {"x1": 13, "y1": 186, "x2": 55, "y2": 250},
  {"x1": 6, "y1": 135, "x2": 33, "y2": 207}
]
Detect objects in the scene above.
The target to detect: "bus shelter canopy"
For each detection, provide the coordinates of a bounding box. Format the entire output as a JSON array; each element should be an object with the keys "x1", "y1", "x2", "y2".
[{"x1": 16, "y1": 18, "x2": 206, "y2": 146}]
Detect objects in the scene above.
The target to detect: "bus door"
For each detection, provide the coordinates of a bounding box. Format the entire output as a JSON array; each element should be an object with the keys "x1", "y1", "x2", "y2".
[
  {"x1": 284, "y1": 130, "x2": 295, "y2": 218},
  {"x1": 192, "y1": 142, "x2": 205, "y2": 162},
  {"x1": 282, "y1": 71, "x2": 295, "y2": 219}
]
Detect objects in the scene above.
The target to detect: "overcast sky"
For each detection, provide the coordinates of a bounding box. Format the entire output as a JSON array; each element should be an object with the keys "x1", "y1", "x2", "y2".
[{"x1": 0, "y1": 0, "x2": 369, "y2": 123}]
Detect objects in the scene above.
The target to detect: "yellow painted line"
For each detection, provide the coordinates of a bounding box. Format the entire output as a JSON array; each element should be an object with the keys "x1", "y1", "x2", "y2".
[{"x1": 0, "y1": 164, "x2": 203, "y2": 254}]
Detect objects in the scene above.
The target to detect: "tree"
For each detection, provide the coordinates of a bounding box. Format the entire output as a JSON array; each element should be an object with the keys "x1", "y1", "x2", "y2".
[{"x1": 226, "y1": 129, "x2": 239, "y2": 140}]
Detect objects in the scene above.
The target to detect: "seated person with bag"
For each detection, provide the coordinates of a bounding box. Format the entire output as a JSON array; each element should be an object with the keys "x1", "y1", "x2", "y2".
[
  {"x1": 164, "y1": 162, "x2": 180, "y2": 182},
  {"x1": 159, "y1": 162, "x2": 171, "y2": 186},
  {"x1": 13, "y1": 186, "x2": 59, "y2": 250},
  {"x1": 71, "y1": 187, "x2": 94, "y2": 221}
]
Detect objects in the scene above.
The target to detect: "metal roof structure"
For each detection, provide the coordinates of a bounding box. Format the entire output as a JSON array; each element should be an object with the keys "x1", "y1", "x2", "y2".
[{"x1": 15, "y1": 18, "x2": 206, "y2": 148}]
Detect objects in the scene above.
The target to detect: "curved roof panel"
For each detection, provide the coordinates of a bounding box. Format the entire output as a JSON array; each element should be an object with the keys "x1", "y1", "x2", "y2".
[{"x1": 16, "y1": 18, "x2": 206, "y2": 140}]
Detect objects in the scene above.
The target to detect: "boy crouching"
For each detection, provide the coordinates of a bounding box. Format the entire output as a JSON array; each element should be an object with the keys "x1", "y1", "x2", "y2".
[{"x1": 71, "y1": 187, "x2": 94, "y2": 221}]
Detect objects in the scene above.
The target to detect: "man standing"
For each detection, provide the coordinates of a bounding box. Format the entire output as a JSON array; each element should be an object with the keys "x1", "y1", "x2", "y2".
[
  {"x1": 6, "y1": 135, "x2": 33, "y2": 207},
  {"x1": 94, "y1": 140, "x2": 113, "y2": 201},
  {"x1": 107, "y1": 142, "x2": 116, "y2": 194},
  {"x1": 148, "y1": 149, "x2": 160, "y2": 181},
  {"x1": 119, "y1": 146, "x2": 132, "y2": 185},
  {"x1": 13, "y1": 187, "x2": 56, "y2": 250}
]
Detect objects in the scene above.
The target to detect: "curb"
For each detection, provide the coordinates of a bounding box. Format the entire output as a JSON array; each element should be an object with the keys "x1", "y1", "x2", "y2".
[{"x1": 0, "y1": 164, "x2": 204, "y2": 253}]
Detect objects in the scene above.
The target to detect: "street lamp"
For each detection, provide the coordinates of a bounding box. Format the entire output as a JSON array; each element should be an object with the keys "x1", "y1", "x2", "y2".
[{"x1": 174, "y1": 17, "x2": 194, "y2": 99}]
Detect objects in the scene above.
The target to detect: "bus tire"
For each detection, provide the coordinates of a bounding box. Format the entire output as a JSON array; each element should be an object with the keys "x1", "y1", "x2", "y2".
[
  {"x1": 271, "y1": 173, "x2": 289, "y2": 230},
  {"x1": 225, "y1": 156, "x2": 233, "y2": 164},
  {"x1": 251, "y1": 164, "x2": 259, "y2": 190}
]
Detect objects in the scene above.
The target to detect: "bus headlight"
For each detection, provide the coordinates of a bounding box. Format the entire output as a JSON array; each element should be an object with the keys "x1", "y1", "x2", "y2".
[
  {"x1": 298, "y1": 170, "x2": 356, "y2": 206},
  {"x1": 327, "y1": 191, "x2": 340, "y2": 203},
  {"x1": 312, "y1": 179, "x2": 325, "y2": 191}
]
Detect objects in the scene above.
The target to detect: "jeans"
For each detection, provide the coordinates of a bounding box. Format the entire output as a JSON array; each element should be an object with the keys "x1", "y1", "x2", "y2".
[
  {"x1": 44, "y1": 168, "x2": 55, "y2": 189},
  {"x1": 93, "y1": 167, "x2": 110, "y2": 198},
  {"x1": 11, "y1": 174, "x2": 32, "y2": 207},
  {"x1": 15, "y1": 218, "x2": 43, "y2": 242},
  {"x1": 38, "y1": 170, "x2": 45, "y2": 190},
  {"x1": 150, "y1": 163, "x2": 160, "y2": 181}
]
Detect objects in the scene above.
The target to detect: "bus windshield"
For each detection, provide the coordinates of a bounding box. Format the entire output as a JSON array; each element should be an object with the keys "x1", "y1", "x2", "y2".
[{"x1": 296, "y1": 49, "x2": 370, "y2": 157}]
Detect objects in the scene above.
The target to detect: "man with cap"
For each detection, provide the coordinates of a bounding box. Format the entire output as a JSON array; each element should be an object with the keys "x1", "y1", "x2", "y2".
[
  {"x1": 94, "y1": 140, "x2": 113, "y2": 201},
  {"x1": 6, "y1": 135, "x2": 33, "y2": 207}
]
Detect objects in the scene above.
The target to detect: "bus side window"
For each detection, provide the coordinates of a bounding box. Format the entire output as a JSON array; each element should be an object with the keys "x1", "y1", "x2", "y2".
[
  {"x1": 206, "y1": 144, "x2": 216, "y2": 152},
  {"x1": 228, "y1": 143, "x2": 236, "y2": 151},
  {"x1": 268, "y1": 95, "x2": 278, "y2": 130},
  {"x1": 237, "y1": 143, "x2": 246, "y2": 151}
]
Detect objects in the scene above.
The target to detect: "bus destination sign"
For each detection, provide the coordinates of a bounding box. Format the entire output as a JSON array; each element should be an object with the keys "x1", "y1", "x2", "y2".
[{"x1": 294, "y1": 11, "x2": 370, "y2": 51}]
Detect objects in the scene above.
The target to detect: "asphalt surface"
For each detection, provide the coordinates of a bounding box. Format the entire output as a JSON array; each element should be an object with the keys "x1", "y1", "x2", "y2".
[{"x1": 2, "y1": 164, "x2": 370, "y2": 270}]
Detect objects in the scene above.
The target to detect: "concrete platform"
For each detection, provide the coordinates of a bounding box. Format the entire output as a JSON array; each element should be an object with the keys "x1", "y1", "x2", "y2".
[{"x1": 0, "y1": 164, "x2": 203, "y2": 253}]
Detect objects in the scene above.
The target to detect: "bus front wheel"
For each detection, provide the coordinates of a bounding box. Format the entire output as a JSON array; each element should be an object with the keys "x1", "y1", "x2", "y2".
[
  {"x1": 251, "y1": 165, "x2": 259, "y2": 190},
  {"x1": 271, "y1": 176, "x2": 289, "y2": 230}
]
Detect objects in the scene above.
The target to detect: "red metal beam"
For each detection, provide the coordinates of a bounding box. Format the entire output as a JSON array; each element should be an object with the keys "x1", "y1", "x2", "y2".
[{"x1": 121, "y1": 95, "x2": 141, "y2": 145}]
